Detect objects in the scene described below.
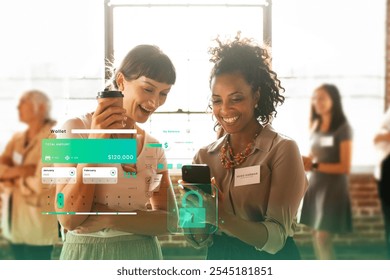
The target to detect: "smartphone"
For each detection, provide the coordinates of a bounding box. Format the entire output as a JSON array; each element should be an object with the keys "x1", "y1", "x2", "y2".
[{"x1": 181, "y1": 164, "x2": 212, "y2": 194}]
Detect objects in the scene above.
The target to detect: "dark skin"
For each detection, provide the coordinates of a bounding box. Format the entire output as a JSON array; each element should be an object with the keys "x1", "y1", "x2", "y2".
[{"x1": 183, "y1": 73, "x2": 269, "y2": 249}]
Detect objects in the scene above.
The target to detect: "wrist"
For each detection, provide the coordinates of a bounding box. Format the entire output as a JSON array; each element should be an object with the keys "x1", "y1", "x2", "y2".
[{"x1": 311, "y1": 162, "x2": 319, "y2": 171}]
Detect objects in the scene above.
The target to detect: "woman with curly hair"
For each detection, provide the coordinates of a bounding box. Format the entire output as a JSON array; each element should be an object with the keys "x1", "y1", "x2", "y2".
[{"x1": 184, "y1": 34, "x2": 308, "y2": 259}]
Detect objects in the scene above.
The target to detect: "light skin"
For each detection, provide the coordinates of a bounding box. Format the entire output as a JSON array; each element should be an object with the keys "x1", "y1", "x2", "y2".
[
  {"x1": 0, "y1": 93, "x2": 46, "y2": 181},
  {"x1": 302, "y1": 89, "x2": 353, "y2": 175},
  {"x1": 302, "y1": 88, "x2": 352, "y2": 260},
  {"x1": 56, "y1": 75, "x2": 176, "y2": 234},
  {"x1": 374, "y1": 130, "x2": 390, "y2": 144}
]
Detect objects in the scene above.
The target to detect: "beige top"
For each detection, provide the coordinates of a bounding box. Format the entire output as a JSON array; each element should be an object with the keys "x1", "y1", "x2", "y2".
[
  {"x1": 0, "y1": 121, "x2": 59, "y2": 245},
  {"x1": 193, "y1": 124, "x2": 308, "y2": 254},
  {"x1": 56, "y1": 113, "x2": 167, "y2": 238}
]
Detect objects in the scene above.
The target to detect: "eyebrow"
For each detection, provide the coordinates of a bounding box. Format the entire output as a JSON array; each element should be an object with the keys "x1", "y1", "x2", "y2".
[
  {"x1": 143, "y1": 81, "x2": 157, "y2": 88},
  {"x1": 143, "y1": 80, "x2": 171, "y2": 92},
  {"x1": 212, "y1": 91, "x2": 244, "y2": 97}
]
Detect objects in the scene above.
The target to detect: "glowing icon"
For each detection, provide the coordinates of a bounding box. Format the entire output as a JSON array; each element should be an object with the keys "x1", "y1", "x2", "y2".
[
  {"x1": 163, "y1": 142, "x2": 170, "y2": 150},
  {"x1": 65, "y1": 155, "x2": 70, "y2": 161},
  {"x1": 57, "y1": 192, "x2": 64, "y2": 209},
  {"x1": 45, "y1": 155, "x2": 51, "y2": 161},
  {"x1": 179, "y1": 190, "x2": 206, "y2": 228}
]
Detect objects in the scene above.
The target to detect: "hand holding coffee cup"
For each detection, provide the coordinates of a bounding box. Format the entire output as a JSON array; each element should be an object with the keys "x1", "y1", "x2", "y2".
[{"x1": 89, "y1": 90, "x2": 127, "y2": 139}]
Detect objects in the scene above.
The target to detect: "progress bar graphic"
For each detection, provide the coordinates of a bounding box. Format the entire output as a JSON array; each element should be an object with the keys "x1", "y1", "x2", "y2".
[
  {"x1": 42, "y1": 212, "x2": 137, "y2": 215},
  {"x1": 71, "y1": 129, "x2": 137, "y2": 134}
]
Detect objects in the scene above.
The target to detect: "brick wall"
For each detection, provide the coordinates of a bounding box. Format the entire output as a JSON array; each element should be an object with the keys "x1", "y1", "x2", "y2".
[{"x1": 295, "y1": 174, "x2": 387, "y2": 259}]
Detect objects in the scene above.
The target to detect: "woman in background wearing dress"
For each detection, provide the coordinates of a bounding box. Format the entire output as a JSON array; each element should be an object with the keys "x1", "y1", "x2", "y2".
[{"x1": 300, "y1": 84, "x2": 353, "y2": 260}]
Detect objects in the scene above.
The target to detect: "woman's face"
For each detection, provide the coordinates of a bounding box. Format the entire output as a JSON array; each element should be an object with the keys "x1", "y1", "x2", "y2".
[
  {"x1": 210, "y1": 73, "x2": 259, "y2": 135},
  {"x1": 312, "y1": 88, "x2": 333, "y2": 116},
  {"x1": 121, "y1": 75, "x2": 172, "y2": 123},
  {"x1": 17, "y1": 96, "x2": 36, "y2": 123}
]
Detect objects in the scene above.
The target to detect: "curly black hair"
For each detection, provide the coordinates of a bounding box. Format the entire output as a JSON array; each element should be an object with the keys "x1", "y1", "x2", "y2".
[{"x1": 209, "y1": 33, "x2": 285, "y2": 126}]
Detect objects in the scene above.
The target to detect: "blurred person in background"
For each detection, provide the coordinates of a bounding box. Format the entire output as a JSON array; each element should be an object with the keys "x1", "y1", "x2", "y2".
[
  {"x1": 0, "y1": 90, "x2": 58, "y2": 260},
  {"x1": 373, "y1": 107, "x2": 390, "y2": 259},
  {"x1": 300, "y1": 84, "x2": 353, "y2": 260}
]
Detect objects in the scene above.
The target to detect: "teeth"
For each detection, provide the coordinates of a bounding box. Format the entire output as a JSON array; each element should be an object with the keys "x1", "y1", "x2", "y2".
[
  {"x1": 222, "y1": 116, "x2": 239, "y2": 123},
  {"x1": 140, "y1": 105, "x2": 153, "y2": 112}
]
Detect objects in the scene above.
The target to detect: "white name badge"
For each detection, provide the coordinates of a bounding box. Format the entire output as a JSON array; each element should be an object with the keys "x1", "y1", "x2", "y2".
[
  {"x1": 320, "y1": 136, "x2": 334, "y2": 147},
  {"x1": 148, "y1": 173, "x2": 163, "y2": 192},
  {"x1": 234, "y1": 165, "x2": 260, "y2": 187},
  {"x1": 12, "y1": 151, "x2": 23, "y2": 166}
]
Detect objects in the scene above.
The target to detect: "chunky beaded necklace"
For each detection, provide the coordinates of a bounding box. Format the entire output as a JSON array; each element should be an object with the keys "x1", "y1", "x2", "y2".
[{"x1": 219, "y1": 129, "x2": 261, "y2": 169}]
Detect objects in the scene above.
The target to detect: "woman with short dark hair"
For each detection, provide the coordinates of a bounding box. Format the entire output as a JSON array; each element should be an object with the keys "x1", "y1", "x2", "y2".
[{"x1": 56, "y1": 45, "x2": 177, "y2": 260}]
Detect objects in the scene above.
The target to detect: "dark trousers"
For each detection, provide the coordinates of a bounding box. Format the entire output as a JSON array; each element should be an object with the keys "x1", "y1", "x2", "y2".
[
  {"x1": 378, "y1": 155, "x2": 390, "y2": 259},
  {"x1": 10, "y1": 244, "x2": 53, "y2": 260},
  {"x1": 207, "y1": 233, "x2": 301, "y2": 260}
]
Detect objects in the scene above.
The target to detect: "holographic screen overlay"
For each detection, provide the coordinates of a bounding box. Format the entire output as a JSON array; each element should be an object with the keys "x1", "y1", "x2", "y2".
[
  {"x1": 41, "y1": 137, "x2": 137, "y2": 215},
  {"x1": 41, "y1": 138, "x2": 136, "y2": 164},
  {"x1": 167, "y1": 183, "x2": 219, "y2": 235}
]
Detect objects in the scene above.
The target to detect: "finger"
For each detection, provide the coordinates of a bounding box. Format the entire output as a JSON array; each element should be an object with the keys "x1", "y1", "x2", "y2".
[
  {"x1": 94, "y1": 98, "x2": 125, "y2": 116},
  {"x1": 93, "y1": 109, "x2": 127, "y2": 127},
  {"x1": 211, "y1": 177, "x2": 223, "y2": 197},
  {"x1": 122, "y1": 164, "x2": 137, "y2": 173},
  {"x1": 99, "y1": 112, "x2": 127, "y2": 127}
]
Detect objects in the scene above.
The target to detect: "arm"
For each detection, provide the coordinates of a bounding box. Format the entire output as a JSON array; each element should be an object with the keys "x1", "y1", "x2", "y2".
[
  {"x1": 1, "y1": 165, "x2": 36, "y2": 180},
  {"x1": 307, "y1": 140, "x2": 353, "y2": 174},
  {"x1": 374, "y1": 109, "x2": 390, "y2": 144},
  {"x1": 0, "y1": 134, "x2": 37, "y2": 181},
  {"x1": 218, "y1": 140, "x2": 307, "y2": 254},
  {"x1": 109, "y1": 170, "x2": 175, "y2": 235},
  {"x1": 55, "y1": 162, "x2": 97, "y2": 230},
  {"x1": 74, "y1": 171, "x2": 177, "y2": 236},
  {"x1": 54, "y1": 119, "x2": 96, "y2": 230},
  {"x1": 374, "y1": 130, "x2": 390, "y2": 144},
  {"x1": 56, "y1": 101, "x2": 126, "y2": 230}
]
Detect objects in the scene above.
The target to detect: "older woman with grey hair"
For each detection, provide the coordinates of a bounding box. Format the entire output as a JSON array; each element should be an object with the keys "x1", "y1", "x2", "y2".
[{"x1": 0, "y1": 89, "x2": 59, "y2": 260}]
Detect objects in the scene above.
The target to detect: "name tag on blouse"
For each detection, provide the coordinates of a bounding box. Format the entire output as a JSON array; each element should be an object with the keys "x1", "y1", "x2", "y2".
[
  {"x1": 12, "y1": 151, "x2": 23, "y2": 166},
  {"x1": 234, "y1": 165, "x2": 260, "y2": 187},
  {"x1": 148, "y1": 173, "x2": 163, "y2": 192},
  {"x1": 320, "y1": 136, "x2": 334, "y2": 147}
]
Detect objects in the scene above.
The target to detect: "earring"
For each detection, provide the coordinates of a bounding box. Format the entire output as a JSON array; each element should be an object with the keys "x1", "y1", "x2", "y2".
[{"x1": 255, "y1": 104, "x2": 258, "y2": 109}]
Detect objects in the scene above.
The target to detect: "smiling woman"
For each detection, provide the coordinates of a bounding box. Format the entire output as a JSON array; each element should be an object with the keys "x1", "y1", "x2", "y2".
[
  {"x1": 54, "y1": 45, "x2": 178, "y2": 260},
  {"x1": 185, "y1": 35, "x2": 308, "y2": 260}
]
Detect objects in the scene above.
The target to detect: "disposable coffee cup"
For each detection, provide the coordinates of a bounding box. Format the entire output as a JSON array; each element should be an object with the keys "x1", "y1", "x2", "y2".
[{"x1": 96, "y1": 90, "x2": 124, "y2": 108}]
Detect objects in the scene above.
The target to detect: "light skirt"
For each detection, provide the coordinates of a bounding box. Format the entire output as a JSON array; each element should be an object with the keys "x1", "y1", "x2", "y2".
[{"x1": 60, "y1": 233, "x2": 162, "y2": 260}]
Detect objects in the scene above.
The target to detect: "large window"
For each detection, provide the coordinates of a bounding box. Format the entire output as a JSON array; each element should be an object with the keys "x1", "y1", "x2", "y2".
[
  {"x1": 0, "y1": 0, "x2": 385, "y2": 172},
  {"x1": 272, "y1": 0, "x2": 386, "y2": 170},
  {"x1": 106, "y1": 0, "x2": 269, "y2": 169},
  {"x1": 0, "y1": 0, "x2": 104, "y2": 150}
]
